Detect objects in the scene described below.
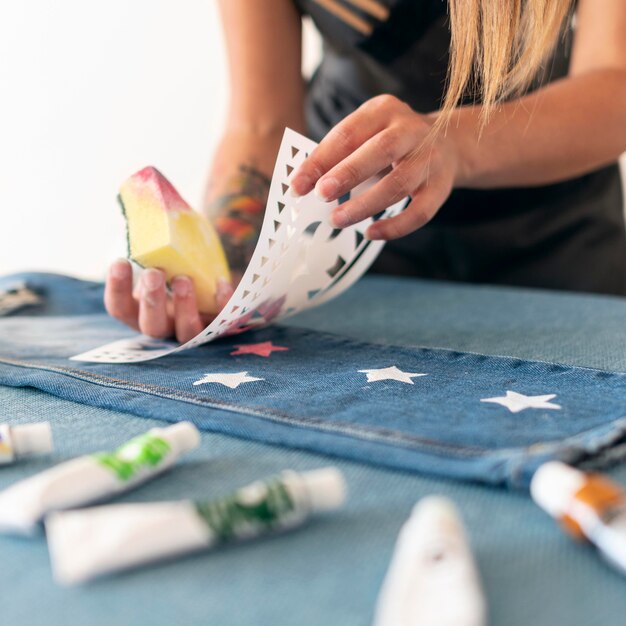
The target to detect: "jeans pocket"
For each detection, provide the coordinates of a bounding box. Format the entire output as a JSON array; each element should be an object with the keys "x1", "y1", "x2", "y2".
[{"x1": 2, "y1": 310, "x2": 626, "y2": 488}]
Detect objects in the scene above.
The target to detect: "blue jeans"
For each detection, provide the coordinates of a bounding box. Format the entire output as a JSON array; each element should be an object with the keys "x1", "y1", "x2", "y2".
[{"x1": 1, "y1": 271, "x2": 626, "y2": 488}]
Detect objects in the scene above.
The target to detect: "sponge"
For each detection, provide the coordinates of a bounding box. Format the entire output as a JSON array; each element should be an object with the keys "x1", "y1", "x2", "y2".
[{"x1": 119, "y1": 167, "x2": 230, "y2": 314}]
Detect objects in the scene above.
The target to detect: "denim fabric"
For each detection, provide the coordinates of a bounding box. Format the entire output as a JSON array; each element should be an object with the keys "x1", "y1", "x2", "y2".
[
  {"x1": 2, "y1": 272, "x2": 626, "y2": 626},
  {"x1": 0, "y1": 271, "x2": 105, "y2": 316},
  {"x1": 290, "y1": 275, "x2": 626, "y2": 373},
  {"x1": 2, "y1": 386, "x2": 626, "y2": 626},
  {"x1": 1, "y1": 272, "x2": 626, "y2": 487}
]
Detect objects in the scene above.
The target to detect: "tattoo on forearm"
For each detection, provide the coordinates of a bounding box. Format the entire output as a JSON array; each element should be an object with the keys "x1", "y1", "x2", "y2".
[{"x1": 209, "y1": 164, "x2": 271, "y2": 272}]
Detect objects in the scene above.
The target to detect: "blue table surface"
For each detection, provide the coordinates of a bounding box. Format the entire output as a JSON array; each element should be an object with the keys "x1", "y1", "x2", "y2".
[{"x1": 2, "y1": 274, "x2": 626, "y2": 626}]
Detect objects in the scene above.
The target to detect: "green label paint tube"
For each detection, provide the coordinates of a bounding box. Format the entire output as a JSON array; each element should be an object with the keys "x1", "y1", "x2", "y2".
[
  {"x1": 45, "y1": 467, "x2": 347, "y2": 586},
  {"x1": 0, "y1": 422, "x2": 199, "y2": 536},
  {"x1": 94, "y1": 432, "x2": 172, "y2": 481}
]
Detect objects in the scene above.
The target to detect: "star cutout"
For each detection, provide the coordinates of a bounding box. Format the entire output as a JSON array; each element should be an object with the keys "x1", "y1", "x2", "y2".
[
  {"x1": 230, "y1": 341, "x2": 289, "y2": 358},
  {"x1": 480, "y1": 390, "x2": 562, "y2": 413},
  {"x1": 359, "y1": 366, "x2": 428, "y2": 385},
  {"x1": 193, "y1": 371, "x2": 264, "y2": 389}
]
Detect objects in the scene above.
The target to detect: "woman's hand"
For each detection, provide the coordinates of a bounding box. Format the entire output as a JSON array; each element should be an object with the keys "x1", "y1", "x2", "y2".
[
  {"x1": 104, "y1": 259, "x2": 234, "y2": 344},
  {"x1": 290, "y1": 95, "x2": 464, "y2": 240},
  {"x1": 105, "y1": 130, "x2": 277, "y2": 344}
]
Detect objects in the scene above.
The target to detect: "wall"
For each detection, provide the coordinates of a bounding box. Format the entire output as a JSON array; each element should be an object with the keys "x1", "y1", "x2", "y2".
[{"x1": 0, "y1": 1, "x2": 320, "y2": 279}]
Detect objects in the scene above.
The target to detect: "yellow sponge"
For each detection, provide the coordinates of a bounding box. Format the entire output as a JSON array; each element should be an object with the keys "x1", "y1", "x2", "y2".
[{"x1": 119, "y1": 167, "x2": 230, "y2": 314}]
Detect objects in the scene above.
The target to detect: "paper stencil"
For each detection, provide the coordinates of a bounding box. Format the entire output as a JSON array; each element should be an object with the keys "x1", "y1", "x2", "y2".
[{"x1": 71, "y1": 129, "x2": 408, "y2": 363}]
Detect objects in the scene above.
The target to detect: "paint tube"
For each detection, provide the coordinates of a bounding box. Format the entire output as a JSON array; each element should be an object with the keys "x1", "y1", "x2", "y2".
[
  {"x1": 0, "y1": 422, "x2": 200, "y2": 535},
  {"x1": 531, "y1": 461, "x2": 626, "y2": 576},
  {"x1": 374, "y1": 496, "x2": 487, "y2": 626},
  {"x1": 0, "y1": 422, "x2": 53, "y2": 464},
  {"x1": 45, "y1": 467, "x2": 347, "y2": 586}
]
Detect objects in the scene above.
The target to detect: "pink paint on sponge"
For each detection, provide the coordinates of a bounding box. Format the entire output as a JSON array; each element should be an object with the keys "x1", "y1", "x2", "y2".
[{"x1": 119, "y1": 167, "x2": 231, "y2": 314}]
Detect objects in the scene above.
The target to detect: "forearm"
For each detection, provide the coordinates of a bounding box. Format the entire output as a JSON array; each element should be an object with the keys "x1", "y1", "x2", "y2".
[
  {"x1": 445, "y1": 68, "x2": 626, "y2": 189},
  {"x1": 219, "y1": 0, "x2": 305, "y2": 135},
  {"x1": 204, "y1": 132, "x2": 275, "y2": 273},
  {"x1": 210, "y1": 1, "x2": 306, "y2": 273}
]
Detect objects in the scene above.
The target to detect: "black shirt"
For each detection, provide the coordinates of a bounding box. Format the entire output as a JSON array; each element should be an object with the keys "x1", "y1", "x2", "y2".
[{"x1": 295, "y1": 0, "x2": 626, "y2": 295}]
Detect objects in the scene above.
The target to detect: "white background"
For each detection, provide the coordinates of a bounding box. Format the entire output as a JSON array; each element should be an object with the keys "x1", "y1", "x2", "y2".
[
  {"x1": 0, "y1": 2, "x2": 623, "y2": 280},
  {"x1": 0, "y1": 1, "x2": 321, "y2": 279}
]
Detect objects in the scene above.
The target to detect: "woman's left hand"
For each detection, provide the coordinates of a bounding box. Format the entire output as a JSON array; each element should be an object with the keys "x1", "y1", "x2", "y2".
[{"x1": 290, "y1": 95, "x2": 464, "y2": 240}]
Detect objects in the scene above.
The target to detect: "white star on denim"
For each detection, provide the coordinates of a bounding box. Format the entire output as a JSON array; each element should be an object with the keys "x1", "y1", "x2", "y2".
[
  {"x1": 359, "y1": 366, "x2": 427, "y2": 385},
  {"x1": 193, "y1": 371, "x2": 263, "y2": 389},
  {"x1": 480, "y1": 390, "x2": 561, "y2": 413}
]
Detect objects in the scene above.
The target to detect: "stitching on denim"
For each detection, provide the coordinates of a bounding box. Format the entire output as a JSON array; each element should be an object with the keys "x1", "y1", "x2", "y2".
[
  {"x1": 0, "y1": 355, "x2": 496, "y2": 457},
  {"x1": 507, "y1": 417, "x2": 626, "y2": 487},
  {"x1": 2, "y1": 354, "x2": 626, "y2": 461},
  {"x1": 288, "y1": 326, "x2": 626, "y2": 376}
]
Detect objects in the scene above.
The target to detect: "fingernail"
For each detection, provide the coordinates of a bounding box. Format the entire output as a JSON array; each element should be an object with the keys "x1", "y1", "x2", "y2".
[
  {"x1": 172, "y1": 276, "x2": 191, "y2": 297},
  {"x1": 216, "y1": 278, "x2": 234, "y2": 300},
  {"x1": 143, "y1": 269, "x2": 163, "y2": 291},
  {"x1": 316, "y1": 177, "x2": 339, "y2": 202},
  {"x1": 110, "y1": 259, "x2": 130, "y2": 280},
  {"x1": 365, "y1": 225, "x2": 379, "y2": 240},
  {"x1": 331, "y1": 208, "x2": 349, "y2": 228},
  {"x1": 290, "y1": 173, "x2": 313, "y2": 197}
]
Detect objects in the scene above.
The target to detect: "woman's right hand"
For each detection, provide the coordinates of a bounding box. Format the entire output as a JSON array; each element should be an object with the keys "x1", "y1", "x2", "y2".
[
  {"x1": 105, "y1": 126, "x2": 294, "y2": 343},
  {"x1": 104, "y1": 259, "x2": 234, "y2": 344}
]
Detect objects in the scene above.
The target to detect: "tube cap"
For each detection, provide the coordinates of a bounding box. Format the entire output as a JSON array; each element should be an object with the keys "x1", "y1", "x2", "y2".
[
  {"x1": 301, "y1": 467, "x2": 347, "y2": 512},
  {"x1": 11, "y1": 422, "x2": 53, "y2": 457},
  {"x1": 410, "y1": 496, "x2": 463, "y2": 533},
  {"x1": 163, "y1": 422, "x2": 200, "y2": 453},
  {"x1": 530, "y1": 461, "x2": 586, "y2": 518}
]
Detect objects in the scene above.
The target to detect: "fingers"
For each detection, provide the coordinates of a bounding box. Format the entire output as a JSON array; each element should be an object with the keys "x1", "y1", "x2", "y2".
[
  {"x1": 137, "y1": 269, "x2": 174, "y2": 339},
  {"x1": 105, "y1": 262, "x2": 219, "y2": 343},
  {"x1": 290, "y1": 95, "x2": 404, "y2": 196},
  {"x1": 172, "y1": 277, "x2": 235, "y2": 343},
  {"x1": 316, "y1": 126, "x2": 417, "y2": 204},
  {"x1": 171, "y1": 277, "x2": 205, "y2": 344},
  {"x1": 216, "y1": 278, "x2": 235, "y2": 310},
  {"x1": 331, "y1": 160, "x2": 423, "y2": 228},
  {"x1": 287, "y1": 92, "x2": 460, "y2": 240},
  {"x1": 104, "y1": 259, "x2": 139, "y2": 330},
  {"x1": 366, "y1": 181, "x2": 449, "y2": 240}
]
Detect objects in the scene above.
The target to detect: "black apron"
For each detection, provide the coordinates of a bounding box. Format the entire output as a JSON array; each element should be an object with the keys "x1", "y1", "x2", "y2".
[{"x1": 294, "y1": 0, "x2": 626, "y2": 295}]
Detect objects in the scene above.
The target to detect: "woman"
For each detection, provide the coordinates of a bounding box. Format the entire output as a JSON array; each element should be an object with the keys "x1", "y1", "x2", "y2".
[{"x1": 105, "y1": 0, "x2": 626, "y2": 343}]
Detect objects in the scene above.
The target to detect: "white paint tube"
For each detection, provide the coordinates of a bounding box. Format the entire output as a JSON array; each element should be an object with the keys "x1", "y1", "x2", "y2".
[
  {"x1": 45, "y1": 467, "x2": 347, "y2": 586},
  {"x1": 0, "y1": 422, "x2": 53, "y2": 464},
  {"x1": 0, "y1": 422, "x2": 200, "y2": 536},
  {"x1": 373, "y1": 496, "x2": 487, "y2": 626}
]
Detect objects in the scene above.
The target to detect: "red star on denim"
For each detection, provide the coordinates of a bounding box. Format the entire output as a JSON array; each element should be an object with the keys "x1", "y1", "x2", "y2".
[{"x1": 230, "y1": 341, "x2": 289, "y2": 358}]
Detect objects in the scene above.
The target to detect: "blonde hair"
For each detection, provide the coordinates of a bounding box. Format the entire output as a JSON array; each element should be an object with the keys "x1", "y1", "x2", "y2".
[{"x1": 443, "y1": 0, "x2": 574, "y2": 122}]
